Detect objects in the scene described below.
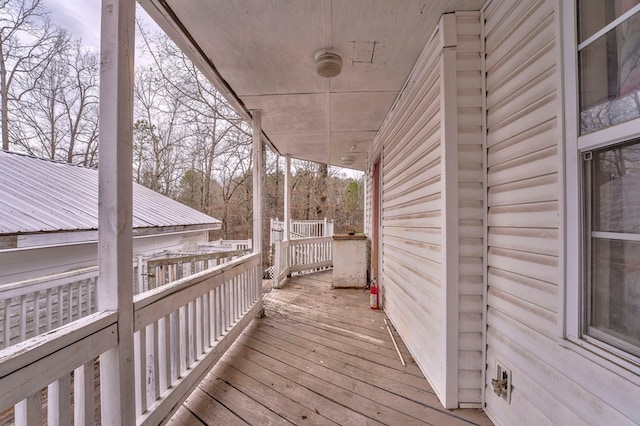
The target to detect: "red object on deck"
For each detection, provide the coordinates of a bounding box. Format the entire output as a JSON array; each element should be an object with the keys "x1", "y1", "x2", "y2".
[{"x1": 370, "y1": 280, "x2": 379, "y2": 309}]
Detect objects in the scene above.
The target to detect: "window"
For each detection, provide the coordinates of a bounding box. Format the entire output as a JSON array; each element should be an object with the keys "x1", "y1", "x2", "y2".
[
  {"x1": 566, "y1": 0, "x2": 640, "y2": 365},
  {"x1": 578, "y1": 1, "x2": 640, "y2": 135},
  {"x1": 584, "y1": 141, "x2": 640, "y2": 358}
]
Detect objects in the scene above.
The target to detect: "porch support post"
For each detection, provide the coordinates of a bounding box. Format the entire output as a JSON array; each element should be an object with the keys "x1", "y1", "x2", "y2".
[
  {"x1": 284, "y1": 154, "x2": 291, "y2": 241},
  {"x1": 252, "y1": 110, "x2": 264, "y2": 254},
  {"x1": 97, "y1": 0, "x2": 136, "y2": 424}
]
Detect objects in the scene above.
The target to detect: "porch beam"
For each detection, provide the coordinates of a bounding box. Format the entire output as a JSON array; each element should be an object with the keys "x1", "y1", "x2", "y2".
[
  {"x1": 97, "y1": 0, "x2": 136, "y2": 424},
  {"x1": 284, "y1": 155, "x2": 291, "y2": 241},
  {"x1": 252, "y1": 110, "x2": 264, "y2": 254}
]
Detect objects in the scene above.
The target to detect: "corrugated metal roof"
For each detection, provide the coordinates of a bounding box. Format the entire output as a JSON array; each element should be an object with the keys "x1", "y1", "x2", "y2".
[{"x1": 0, "y1": 150, "x2": 221, "y2": 235}]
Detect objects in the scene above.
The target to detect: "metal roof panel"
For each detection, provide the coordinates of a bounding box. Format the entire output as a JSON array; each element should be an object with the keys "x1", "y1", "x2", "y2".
[{"x1": 0, "y1": 151, "x2": 221, "y2": 235}]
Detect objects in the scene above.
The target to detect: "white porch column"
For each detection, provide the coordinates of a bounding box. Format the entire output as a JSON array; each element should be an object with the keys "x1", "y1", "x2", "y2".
[
  {"x1": 284, "y1": 154, "x2": 291, "y2": 241},
  {"x1": 252, "y1": 110, "x2": 263, "y2": 254},
  {"x1": 97, "y1": 0, "x2": 136, "y2": 424}
]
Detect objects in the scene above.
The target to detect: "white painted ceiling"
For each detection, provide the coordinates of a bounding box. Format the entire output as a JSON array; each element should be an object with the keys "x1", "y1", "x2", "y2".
[{"x1": 140, "y1": 0, "x2": 484, "y2": 170}]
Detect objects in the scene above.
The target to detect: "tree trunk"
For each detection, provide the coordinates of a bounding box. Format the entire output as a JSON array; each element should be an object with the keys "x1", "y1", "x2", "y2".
[
  {"x1": 0, "y1": 41, "x2": 9, "y2": 150},
  {"x1": 317, "y1": 163, "x2": 328, "y2": 217}
]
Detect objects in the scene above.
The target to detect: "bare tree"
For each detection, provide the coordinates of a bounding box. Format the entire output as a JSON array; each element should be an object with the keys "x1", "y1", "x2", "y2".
[
  {"x1": 133, "y1": 65, "x2": 188, "y2": 196},
  {"x1": 136, "y1": 22, "x2": 252, "y2": 209},
  {"x1": 0, "y1": 0, "x2": 67, "y2": 150},
  {"x1": 61, "y1": 40, "x2": 99, "y2": 165},
  {"x1": 12, "y1": 45, "x2": 69, "y2": 159},
  {"x1": 12, "y1": 37, "x2": 99, "y2": 166}
]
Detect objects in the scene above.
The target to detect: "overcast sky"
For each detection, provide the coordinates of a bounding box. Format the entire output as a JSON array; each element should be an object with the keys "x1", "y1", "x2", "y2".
[
  {"x1": 45, "y1": 0, "x2": 102, "y2": 50},
  {"x1": 43, "y1": 0, "x2": 157, "y2": 52}
]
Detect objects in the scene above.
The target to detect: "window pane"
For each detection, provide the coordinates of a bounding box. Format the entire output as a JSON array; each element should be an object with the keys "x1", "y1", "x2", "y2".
[
  {"x1": 579, "y1": 0, "x2": 640, "y2": 43},
  {"x1": 579, "y1": 11, "x2": 640, "y2": 134},
  {"x1": 591, "y1": 141, "x2": 640, "y2": 233},
  {"x1": 590, "y1": 238, "x2": 640, "y2": 354}
]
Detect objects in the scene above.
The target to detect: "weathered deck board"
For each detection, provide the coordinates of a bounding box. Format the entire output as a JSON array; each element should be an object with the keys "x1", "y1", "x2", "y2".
[{"x1": 170, "y1": 271, "x2": 492, "y2": 426}]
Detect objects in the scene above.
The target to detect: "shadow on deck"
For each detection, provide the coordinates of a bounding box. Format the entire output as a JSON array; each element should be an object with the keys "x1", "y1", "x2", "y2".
[{"x1": 168, "y1": 270, "x2": 492, "y2": 425}]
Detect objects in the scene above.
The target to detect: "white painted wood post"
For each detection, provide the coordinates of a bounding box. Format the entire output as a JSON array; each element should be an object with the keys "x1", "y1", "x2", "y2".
[
  {"x1": 252, "y1": 110, "x2": 263, "y2": 254},
  {"x1": 97, "y1": 0, "x2": 136, "y2": 424},
  {"x1": 284, "y1": 155, "x2": 291, "y2": 241},
  {"x1": 15, "y1": 393, "x2": 41, "y2": 426}
]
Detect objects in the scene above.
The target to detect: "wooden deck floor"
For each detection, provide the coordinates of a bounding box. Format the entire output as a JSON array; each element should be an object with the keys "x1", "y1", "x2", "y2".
[{"x1": 168, "y1": 271, "x2": 492, "y2": 426}]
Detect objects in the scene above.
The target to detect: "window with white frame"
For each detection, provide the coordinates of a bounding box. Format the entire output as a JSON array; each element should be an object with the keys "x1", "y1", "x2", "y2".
[
  {"x1": 579, "y1": 1, "x2": 640, "y2": 135},
  {"x1": 577, "y1": 0, "x2": 640, "y2": 360}
]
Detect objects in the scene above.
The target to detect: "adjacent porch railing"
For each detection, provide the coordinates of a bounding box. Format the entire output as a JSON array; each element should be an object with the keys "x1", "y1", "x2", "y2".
[
  {"x1": 0, "y1": 267, "x2": 98, "y2": 349},
  {"x1": 272, "y1": 236, "x2": 333, "y2": 288},
  {"x1": 270, "y1": 218, "x2": 334, "y2": 246},
  {"x1": 0, "y1": 250, "x2": 251, "y2": 350},
  {"x1": 143, "y1": 249, "x2": 251, "y2": 291},
  {"x1": 0, "y1": 253, "x2": 262, "y2": 425}
]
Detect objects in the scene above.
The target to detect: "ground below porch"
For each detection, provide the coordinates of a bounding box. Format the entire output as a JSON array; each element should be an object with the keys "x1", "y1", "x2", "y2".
[{"x1": 168, "y1": 270, "x2": 492, "y2": 425}]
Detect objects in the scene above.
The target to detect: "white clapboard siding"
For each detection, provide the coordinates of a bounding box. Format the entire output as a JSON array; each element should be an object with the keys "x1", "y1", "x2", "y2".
[
  {"x1": 379, "y1": 26, "x2": 445, "y2": 395},
  {"x1": 484, "y1": 0, "x2": 561, "y2": 420},
  {"x1": 454, "y1": 12, "x2": 484, "y2": 406},
  {"x1": 484, "y1": 0, "x2": 638, "y2": 424},
  {"x1": 372, "y1": 12, "x2": 484, "y2": 408}
]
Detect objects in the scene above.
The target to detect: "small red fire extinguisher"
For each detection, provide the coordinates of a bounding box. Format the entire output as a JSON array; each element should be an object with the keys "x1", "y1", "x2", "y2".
[{"x1": 370, "y1": 279, "x2": 379, "y2": 309}]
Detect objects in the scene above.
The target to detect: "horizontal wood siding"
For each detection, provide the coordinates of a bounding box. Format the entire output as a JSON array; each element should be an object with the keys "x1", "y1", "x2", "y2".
[
  {"x1": 455, "y1": 12, "x2": 484, "y2": 406},
  {"x1": 484, "y1": 0, "x2": 638, "y2": 424},
  {"x1": 380, "y1": 29, "x2": 445, "y2": 395}
]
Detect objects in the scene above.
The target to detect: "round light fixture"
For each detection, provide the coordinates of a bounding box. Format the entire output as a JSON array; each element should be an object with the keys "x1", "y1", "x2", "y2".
[
  {"x1": 341, "y1": 155, "x2": 355, "y2": 165},
  {"x1": 315, "y1": 49, "x2": 343, "y2": 78}
]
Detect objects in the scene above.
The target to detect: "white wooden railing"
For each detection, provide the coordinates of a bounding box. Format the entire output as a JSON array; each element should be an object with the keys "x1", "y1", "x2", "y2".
[
  {"x1": 270, "y1": 218, "x2": 334, "y2": 246},
  {"x1": 0, "y1": 253, "x2": 262, "y2": 425},
  {"x1": 0, "y1": 250, "x2": 251, "y2": 350},
  {"x1": 142, "y1": 249, "x2": 250, "y2": 291},
  {"x1": 133, "y1": 253, "x2": 261, "y2": 425},
  {"x1": 0, "y1": 311, "x2": 117, "y2": 425},
  {"x1": 0, "y1": 267, "x2": 98, "y2": 349},
  {"x1": 272, "y1": 236, "x2": 333, "y2": 288}
]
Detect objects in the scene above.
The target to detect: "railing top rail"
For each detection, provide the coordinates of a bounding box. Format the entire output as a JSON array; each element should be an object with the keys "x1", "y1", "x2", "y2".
[
  {"x1": 291, "y1": 219, "x2": 329, "y2": 224},
  {"x1": 0, "y1": 311, "x2": 117, "y2": 378},
  {"x1": 287, "y1": 235, "x2": 333, "y2": 245},
  {"x1": 272, "y1": 219, "x2": 332, "y2": 225},
  {"x1": 0, "y1": 311, "x2": 117, "y2": 411},
  {"x1": 146, "y1": 249, "x2": 251, "y2": 268},
  {"x1": 209, "y1": 239, "x2": 250, "y2": 244},
  {"x1": 0, "y1": 266, "x2": 99, "y2": 299}
]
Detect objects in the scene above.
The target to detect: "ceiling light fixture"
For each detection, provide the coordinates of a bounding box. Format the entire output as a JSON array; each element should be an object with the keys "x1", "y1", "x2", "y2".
[
  {"x1": 341, "y1": 155, "x2": 355, "y2": 165},
  {"x1": 315, "y1": 49, "x2": 343, "y2": 78}
]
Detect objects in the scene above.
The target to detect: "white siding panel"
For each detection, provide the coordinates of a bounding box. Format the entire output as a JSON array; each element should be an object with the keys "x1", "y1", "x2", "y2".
[
  {"x1": 488, "y1": 227, "x2": 558, "y2": 257},
  {"x1": 487, "y1": 121, "x2": 556, "y2": 167},
  {"x1": 487, "y1": 311, "x2": 639, "y2": 425},
  {"x1": 488, "y1": 201, "x2": 558, "y2": 228},
  {"x1": 485, "y1": 0, "x2": 561, "y2": 421},
  {"x1": 488, "y1": 268, "x2": 556, "y2": 312},
  {"x1": 484, "y1": 0, "x2": 640, "y2": 424},
  {"x1": 382, "y1": 26, "x2": 446, "y2": 394},
  {"x1": 376, "y1": 12, "x2": 484, "y2": 407}
]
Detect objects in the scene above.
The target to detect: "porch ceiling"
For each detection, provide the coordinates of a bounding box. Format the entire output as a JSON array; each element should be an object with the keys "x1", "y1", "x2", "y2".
[{"x1": 139, "y1": 0, "x2": 484, "y2": 170}]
